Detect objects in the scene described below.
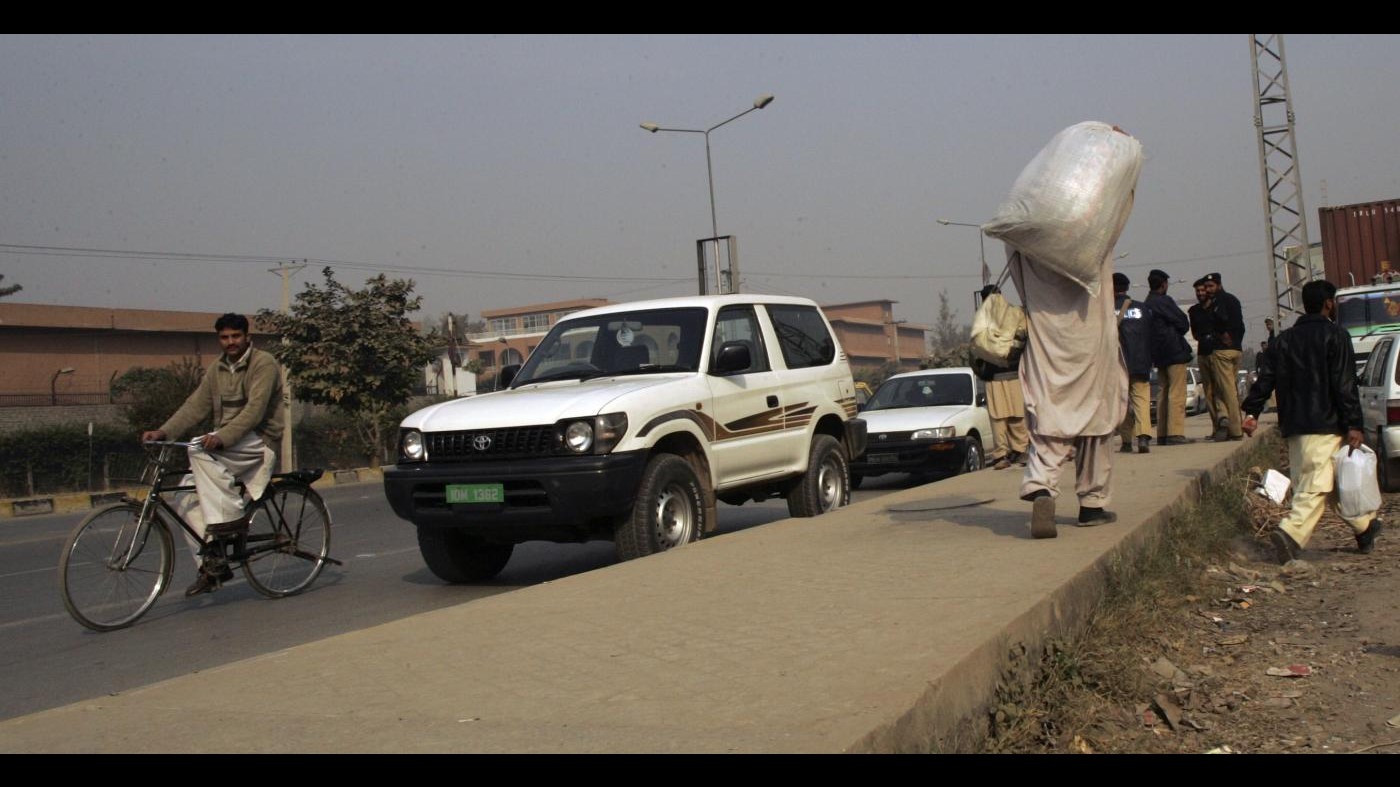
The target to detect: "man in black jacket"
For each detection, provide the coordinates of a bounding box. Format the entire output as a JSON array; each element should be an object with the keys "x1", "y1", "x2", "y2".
[
  {"x1": 1114, "y1": 273, "x2": 1154, "y2": 454},
  {"x1": 1203, "y1": 272, "x2": 1246, "y2": 441},
  {"x1": 1146, "y1": 269, "x2": 1194, "y2": 445},
  {"x1": 1242, "y1": 279, "x2": 1382, "y2": 563}
]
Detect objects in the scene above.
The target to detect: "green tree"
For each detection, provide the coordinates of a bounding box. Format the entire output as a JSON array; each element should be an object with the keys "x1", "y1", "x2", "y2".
[
  {"x1": 110, "y1": 358, "x2": 208, "y2": 435},
  {"x1": 0, "y1": 274, "x2": 20, "y2": 298},
  {"x1": 257, "y1": 267, "x2": 434, "y2": 466},
  {"x1": 926, "y1": 289, "x2": 972, "y2": 367}
]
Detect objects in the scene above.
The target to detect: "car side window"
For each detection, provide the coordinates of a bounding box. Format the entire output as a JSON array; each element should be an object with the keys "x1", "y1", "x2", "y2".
[
  {"x1": 712, "y1": 306, "x2": 770, "y2": 374},
  {"x1": 1362, "y1": 339, "x2": 1391, "y2": 387},
  {"x1": 765, "y1": 304, "x2": 836, "y2": 369}
]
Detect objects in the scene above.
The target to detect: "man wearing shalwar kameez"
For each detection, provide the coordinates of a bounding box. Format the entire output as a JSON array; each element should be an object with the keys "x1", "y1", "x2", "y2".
[{"x1": 1009, "y1": 244, "x2": 1130, "y2": 539}]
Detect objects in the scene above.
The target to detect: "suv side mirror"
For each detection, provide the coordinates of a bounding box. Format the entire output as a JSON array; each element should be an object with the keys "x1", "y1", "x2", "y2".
[
  {"x1": 711, "y1": 341, "x2": 752, "y2": 375},
  {"x1": 498, "y1": 364, "x2": 521, "y2": 389}
]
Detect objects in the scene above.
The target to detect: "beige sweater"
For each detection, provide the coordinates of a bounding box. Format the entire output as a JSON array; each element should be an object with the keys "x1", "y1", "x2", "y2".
[{"x1": 160, "y1": 347, "x2": 286, "y2": 446}]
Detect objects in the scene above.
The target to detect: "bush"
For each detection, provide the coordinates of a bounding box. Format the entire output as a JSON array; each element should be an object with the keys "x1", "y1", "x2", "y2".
[
  {"x1": 0, "y1": 423, "x2": 141, "y2": 497},
  {"x1": 111, "y1": 358, "x2": 208, "y2": 435}
]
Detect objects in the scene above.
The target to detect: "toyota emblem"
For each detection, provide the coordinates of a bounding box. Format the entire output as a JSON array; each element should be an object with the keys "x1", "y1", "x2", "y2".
[{"x1": 472, "y1": 434, "x2": 493, "y2": 452}]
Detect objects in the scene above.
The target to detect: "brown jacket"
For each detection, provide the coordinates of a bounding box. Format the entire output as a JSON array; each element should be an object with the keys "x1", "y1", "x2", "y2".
[{"x1": 160, "y1": 347, "x2": 286, "y2": 446}]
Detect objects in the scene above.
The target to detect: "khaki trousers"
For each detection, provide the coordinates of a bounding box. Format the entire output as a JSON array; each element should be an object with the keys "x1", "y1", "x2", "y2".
[
  {"x1": 1021, "y1": 432, "x2": 1112, "y2": 507},
  {"x1": 991, "y1": 415, "x2": 1030, "y2": 460},
  {"x1": 1117, "y1": 375, "x2": 1152, "y2": 442},
  {"x1": 172, "y1": 432, "x2": 276, "y2": 567},
  {"x1": 1155, "y1": 363, "x2": 1188, "y2": 439},
  {"x1": 1206, "y1": 349, "x2": 1243, "y2": 437},
  {"x1": 1278, "y1": 433, "x2": 1377, "y2": 548}
]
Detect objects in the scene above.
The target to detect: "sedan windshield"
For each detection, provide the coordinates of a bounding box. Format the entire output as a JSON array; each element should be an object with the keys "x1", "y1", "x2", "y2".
[
  {"x1": 866, "y1": 375, "x2": 972, "y2": 410},
  {"x1": 511, "y1": 307, "x2": 708, "y2": 387}
]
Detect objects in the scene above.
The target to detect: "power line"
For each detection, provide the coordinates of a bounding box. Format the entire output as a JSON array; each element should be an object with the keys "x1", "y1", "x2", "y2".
[{"x1": 0, "y1": 243, "x2": 689, "y2": 284}]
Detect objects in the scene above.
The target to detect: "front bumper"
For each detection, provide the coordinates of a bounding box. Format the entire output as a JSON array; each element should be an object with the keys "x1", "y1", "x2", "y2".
[
  {"x1": 850, "y1": 435, "x2": 971, "y2": 475},
  {"x1": 383, "y1": 451, "x2": 647, "y2": 540}
]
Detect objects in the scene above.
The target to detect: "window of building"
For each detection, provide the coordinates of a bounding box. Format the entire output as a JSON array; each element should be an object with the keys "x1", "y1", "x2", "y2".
[
  {"x1": 490, "y1": 317, "x2": 516, "y2": 334},
  {"x1": 523, "y1": 313, "x2": 550, "y2": 331},
  {"x1": 478, "y1": 350, "x2": 496, "y2": 368}
]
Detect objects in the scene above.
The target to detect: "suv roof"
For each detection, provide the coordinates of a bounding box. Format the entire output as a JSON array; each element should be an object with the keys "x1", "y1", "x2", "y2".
[{"x1": 564, "y1": 294, "x2": 823, "y2": 321}]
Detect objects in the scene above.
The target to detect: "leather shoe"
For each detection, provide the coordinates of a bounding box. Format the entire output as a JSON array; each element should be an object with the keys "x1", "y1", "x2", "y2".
[
  {"x1": 1077, "y1": 507, "x2": 1117, "y2": 526},
  {"x1": 1356, "y1": 519, "x2": 1383, "y2": 554},
  {"x1": 185, "y1": 565, "x2": 234, "y2": 597},
  {"x1": 1159, "y1": 435, "x2": 1191, "y2": 445},
  {"x1": 1270, "y1": 529, "x2": 1302, "y2": 565},
  {"x1": 1138, "y1": 436, "x2": 1150, "y2": 454}
]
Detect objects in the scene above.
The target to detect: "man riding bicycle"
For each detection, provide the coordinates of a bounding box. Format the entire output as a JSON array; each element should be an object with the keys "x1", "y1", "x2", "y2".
[{"x1": 140, "y1": 313, "x2": 286, "y2": 597}]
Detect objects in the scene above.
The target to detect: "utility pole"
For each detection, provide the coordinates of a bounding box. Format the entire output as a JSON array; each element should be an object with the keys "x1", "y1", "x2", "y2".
[
  {"x1": 269, "y1": 260, "x2": 306, "y2": 471},
  {"x1": 1251, "y1": 34, "x2": 1313, "y2": 325}
]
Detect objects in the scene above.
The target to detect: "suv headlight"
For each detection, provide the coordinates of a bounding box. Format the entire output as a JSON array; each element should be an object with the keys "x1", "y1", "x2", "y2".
[
  {"x1": 912, "y1": 427, "x2": 955, "y2": 440},
  {"x1": 559, "y1": 413, "x2": 629, "y2": 455},
  {"x1": 400, "y1": 429, "x2": 426, "y2": 462}
]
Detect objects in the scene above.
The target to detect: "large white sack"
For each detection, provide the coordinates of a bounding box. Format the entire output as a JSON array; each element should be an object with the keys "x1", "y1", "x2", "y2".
[{"x1": 982, "y1": 121, "x2": 1143, "y2": 296}]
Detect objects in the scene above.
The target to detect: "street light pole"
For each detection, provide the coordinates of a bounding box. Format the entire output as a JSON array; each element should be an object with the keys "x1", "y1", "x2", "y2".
[
  {"x1": 937, "y1": 219, "x2": 988, "y2": 285},
  {"x1": 642, "y1": 94, "x2": 775, "y2": 295},
  {"x1": 50, "y1": 367, "x2": 75, "y2": 405}
]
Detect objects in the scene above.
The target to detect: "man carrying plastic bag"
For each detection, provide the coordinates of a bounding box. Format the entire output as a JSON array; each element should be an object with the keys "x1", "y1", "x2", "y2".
[{"x1": 1242, "y1": 279, "x2": 1383, "y2": 562}]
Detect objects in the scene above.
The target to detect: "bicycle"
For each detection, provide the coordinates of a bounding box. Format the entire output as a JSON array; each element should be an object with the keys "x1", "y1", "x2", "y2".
[{"x1": 59, "y1": 440, "x2": 340, "y2": 632}]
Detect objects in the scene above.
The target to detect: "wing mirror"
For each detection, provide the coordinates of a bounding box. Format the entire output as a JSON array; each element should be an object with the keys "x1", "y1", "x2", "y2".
[{"x1": 711, "y1": 341, "x2": 752, "y2": 375}]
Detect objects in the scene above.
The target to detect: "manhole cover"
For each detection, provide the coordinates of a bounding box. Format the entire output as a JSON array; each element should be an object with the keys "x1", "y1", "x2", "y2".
[{"x1": 885, "y1": 495, "x2": 996, "y2": 513}]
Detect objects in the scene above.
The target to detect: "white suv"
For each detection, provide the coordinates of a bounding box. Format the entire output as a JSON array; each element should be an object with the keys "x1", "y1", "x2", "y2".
[
  {"x1": 1358, "y1": 333, "x2": 1400, "y2": 491},
  {"x1": 383, "y1": 295, "x2": 867, "y2": 582}
]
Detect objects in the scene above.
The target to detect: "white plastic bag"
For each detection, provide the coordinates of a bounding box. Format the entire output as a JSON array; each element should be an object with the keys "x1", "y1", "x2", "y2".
[
  {"x1": 982, "y1": 121, "x2": 1143, "y2": 296},
  {"x1": 1334, "y1": 444, "x2": 1382, "y2": 519},
  {"x1": 969, "y1": 292, "x2": 1027, "y2": 367}
]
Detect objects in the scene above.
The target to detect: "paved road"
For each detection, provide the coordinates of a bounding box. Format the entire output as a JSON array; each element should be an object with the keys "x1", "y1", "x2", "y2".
[{"x1": 0, "y1": 471, "x2": 926, "y2": 721}]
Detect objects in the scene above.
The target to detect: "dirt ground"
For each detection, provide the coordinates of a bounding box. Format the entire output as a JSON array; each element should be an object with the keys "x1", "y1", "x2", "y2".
[{"x1": 984, "y1": 439, "x2": 1400, "y2": 754}]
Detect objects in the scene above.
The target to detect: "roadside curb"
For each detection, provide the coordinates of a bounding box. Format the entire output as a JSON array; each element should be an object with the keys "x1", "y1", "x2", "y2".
[{"x1": 0, "y1": 465, "x2": 384, "y2": 521}]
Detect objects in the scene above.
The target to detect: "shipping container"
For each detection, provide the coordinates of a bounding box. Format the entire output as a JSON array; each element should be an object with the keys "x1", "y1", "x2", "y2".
[{"x1": 1319, "y1": 199, "x2": 1400, "y2": 287}]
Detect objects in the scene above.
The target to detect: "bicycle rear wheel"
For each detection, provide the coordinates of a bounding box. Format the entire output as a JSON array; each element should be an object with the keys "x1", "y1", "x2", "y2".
[
  {"x1": 60, "y1": 502, "x2": 174, "y2": 632},
  {"x1": 242, "y1": 482, "x2": 331, "y2": 597}
]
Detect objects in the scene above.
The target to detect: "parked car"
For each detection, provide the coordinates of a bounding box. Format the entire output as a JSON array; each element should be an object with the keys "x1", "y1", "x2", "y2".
[
  {"x1": 383, "y1": 294, "x2": 868, "y2": 582},
  {"x1": 848, "y1": 367, "x2": 992, "y2": 488},
  {"x1": 1357, "y1": 333, "x2": 1400, "y2": 491}
]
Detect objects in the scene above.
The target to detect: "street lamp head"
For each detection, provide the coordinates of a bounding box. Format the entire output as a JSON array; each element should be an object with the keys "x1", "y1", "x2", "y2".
[
  {"x1": 640, "y1": 122, "x2": 660, "y2": 133},
  {"x1": 753, "y1": 94, "x2": 775, "y2": 110},
  {"x1": 936, "y1": 219, "x2": 952, "y2": 226}
]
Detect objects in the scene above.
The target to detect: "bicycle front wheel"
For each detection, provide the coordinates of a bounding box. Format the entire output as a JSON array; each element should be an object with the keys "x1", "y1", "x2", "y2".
[
  {"x1": 242, "y1": 483, "x2": 331, "y2": 598},
  {"x1": 60, "y1": 502, "x2": 174, "y2": 632}
]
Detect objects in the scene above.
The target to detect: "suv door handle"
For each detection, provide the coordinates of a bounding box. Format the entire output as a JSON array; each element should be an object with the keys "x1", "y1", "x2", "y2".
[{"x1": 767, "y1": 395, "x2": 779, "y2": 408}]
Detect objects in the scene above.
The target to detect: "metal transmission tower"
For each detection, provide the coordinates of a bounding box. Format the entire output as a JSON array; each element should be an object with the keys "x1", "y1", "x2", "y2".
[{"x1": 1251, "y1": 34, "x2": 1313, "y2": 323}]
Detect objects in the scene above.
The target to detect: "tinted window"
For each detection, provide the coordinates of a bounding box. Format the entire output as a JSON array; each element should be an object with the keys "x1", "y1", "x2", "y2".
[
  {"x1": 766, "y1": 304, "x2": 835, "y2": 369},
  {"x1": 1361, "y1": 339, "x2": 1390, "y2": 387}
]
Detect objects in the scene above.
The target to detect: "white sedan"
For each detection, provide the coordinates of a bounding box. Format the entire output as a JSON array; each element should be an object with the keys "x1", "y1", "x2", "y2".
[{"x1": 849, "y1": 367, "x2": 994, "y2": 488}]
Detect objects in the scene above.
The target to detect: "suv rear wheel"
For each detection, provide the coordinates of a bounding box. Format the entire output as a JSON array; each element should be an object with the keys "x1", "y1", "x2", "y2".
[
  {"x1": 788, "y1": 435, "x2": 850, "y2": 517},
  {"x1": 616, "y1": 454, "x2": 706, "y2": 561}
]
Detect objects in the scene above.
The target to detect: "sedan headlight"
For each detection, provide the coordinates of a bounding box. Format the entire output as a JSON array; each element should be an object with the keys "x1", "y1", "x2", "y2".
[
  {"x1": 912, "y1": 426, "x2": 955, "y2": 440},
  {"x1": 400, "y1": 429, "x2": 426, "y2": 462},
  {"x1": 559, "y1": 413, "x2": 629, "y2": 455}
]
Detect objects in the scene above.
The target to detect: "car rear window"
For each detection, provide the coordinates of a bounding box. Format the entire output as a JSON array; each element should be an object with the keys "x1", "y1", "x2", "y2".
[{"x1": 766, "y1": 304, "x2": 835, "y2": 369}]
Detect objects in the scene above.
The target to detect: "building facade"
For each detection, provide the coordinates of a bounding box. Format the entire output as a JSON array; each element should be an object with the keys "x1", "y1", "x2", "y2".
[{"x1": 821, "y1": 300, "x2": 929, "y2": 377}]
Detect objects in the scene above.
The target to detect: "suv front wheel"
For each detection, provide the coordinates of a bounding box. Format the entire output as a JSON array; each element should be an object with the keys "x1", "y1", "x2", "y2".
[
  {"x1": 417, "y1": 527, "x2": 514, "y2": 583},
  {"x1": 616, "y1": 454, "x2": 707, "y2": 561},
  {"x1": 788, "y1": 434, "x2": 850, "y2": 517}
]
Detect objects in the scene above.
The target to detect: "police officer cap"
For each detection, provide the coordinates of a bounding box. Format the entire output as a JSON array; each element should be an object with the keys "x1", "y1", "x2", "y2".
[
  {"x1": 1205, "y1": 272, "x2": 1222, "y2": 284},
  {"x1": 1148, "y1": 269, "x2": 1169, "y2": 287},
  {"x1": 1193, "y1": 276, "x2": 1210, "y2": 288},
  {"x1": 1112, "y1": 272, "x2": 1130, "y2": 291}
]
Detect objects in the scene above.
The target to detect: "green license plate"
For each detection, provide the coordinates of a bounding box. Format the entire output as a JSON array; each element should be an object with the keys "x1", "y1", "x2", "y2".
[{"x1": 445, "y1": 483, "x2": 505, "y2": 504}]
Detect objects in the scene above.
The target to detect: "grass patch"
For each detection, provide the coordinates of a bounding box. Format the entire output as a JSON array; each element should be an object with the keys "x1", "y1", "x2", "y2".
[{"x1": 976, "y1": 434, "x2": 1283, "y2": 752}]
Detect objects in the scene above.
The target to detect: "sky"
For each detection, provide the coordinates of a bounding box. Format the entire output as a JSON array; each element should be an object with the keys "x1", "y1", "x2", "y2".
[{"x1": 3, "y1": 34, "x2": 1398, "y2": 344}]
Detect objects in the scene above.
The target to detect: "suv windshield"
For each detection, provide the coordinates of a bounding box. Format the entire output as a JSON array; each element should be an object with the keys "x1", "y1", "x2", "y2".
[
  {"x1": 865, "y1": 374, "x2": 972, "y2": 410},
  {"x1": 1337, "y1": 288, "x2": 1400, "y2": 334},
  {"x1": 510, "y1": 307, "x2": 708, "y2": 387}
]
